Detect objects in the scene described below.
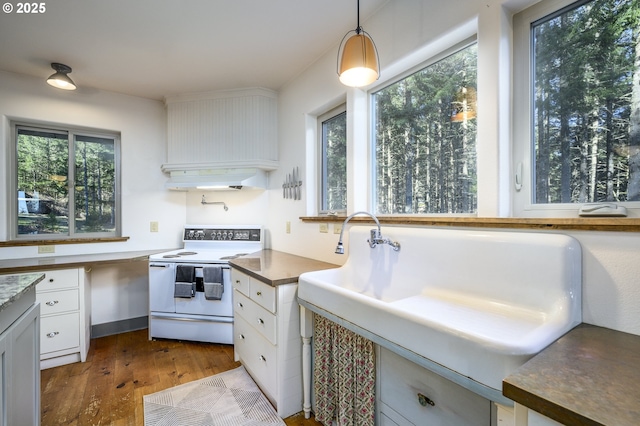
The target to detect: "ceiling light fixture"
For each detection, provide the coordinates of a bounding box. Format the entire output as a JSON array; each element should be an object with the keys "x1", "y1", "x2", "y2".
[
  {"x1": 337, "y1": 0, "x2": 380, "y2": 87},
  {"x1": 46, "y1": 63, "x2": 77, "y2": 90}
]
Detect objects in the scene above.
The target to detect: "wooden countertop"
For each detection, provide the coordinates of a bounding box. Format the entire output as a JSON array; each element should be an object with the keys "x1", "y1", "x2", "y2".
[
  {"x1": 228, "y1": 249, "x2": 338, "y2": 286},
  {"x1": 503, "y1": 323, "x2": 640, "y2": 425},
  {"x1": 0, "y1": 249, "x2": 176, "y2": 274}
]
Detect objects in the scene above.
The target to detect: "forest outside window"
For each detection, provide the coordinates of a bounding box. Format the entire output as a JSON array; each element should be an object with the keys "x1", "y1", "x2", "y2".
[
  {"x1": 372, "y1": 43, "x2": 477, "y2": 215},
  {"x1": 319, "y1": 106, "x2": 347, "y2": 214},
  {"x1": 14, "y1": 124, "x2": 120, "y2": 239},
  {"x1": 514, "y1": 0, "x2": 640, "y2": 216}
]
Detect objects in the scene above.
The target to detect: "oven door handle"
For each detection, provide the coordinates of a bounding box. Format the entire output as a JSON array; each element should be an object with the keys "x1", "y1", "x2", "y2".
[{"x1": 149, "y1": 264, "x2": 171, "y2": 268}]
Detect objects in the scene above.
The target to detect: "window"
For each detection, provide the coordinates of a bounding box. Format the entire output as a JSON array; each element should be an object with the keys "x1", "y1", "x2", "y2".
[
  {"x1": 319, "y1": 105, "x2": 347, "y2": 213},
  {"x1": 514, "y1": 0, "x2": 640, "y2": 214},
  {"x1": 372, "y1": 43, "x2": 478, "y2": 214},
  {"x1": 14, "y1": 124, "x2": 120, "y2": 239}
]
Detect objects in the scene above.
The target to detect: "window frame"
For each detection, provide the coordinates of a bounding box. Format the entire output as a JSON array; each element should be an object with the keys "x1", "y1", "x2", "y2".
[
  {"x1": 10, "y1": 121, "x2": 122, "y2": 240},
  {"x1": 512, "y1": 0, "x2": 640, "y2": 218},
  {"x1": 317, "y1": 104, "x2": 347, "y2": 215}
]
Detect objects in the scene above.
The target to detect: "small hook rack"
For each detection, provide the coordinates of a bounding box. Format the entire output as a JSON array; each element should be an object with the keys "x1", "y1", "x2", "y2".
[
  {"x1": 201, "y1": 195, "x2": 228, "y2": 211},
  {"x1": 283, "y1": 166, "x2": 302, "y2": 200}
]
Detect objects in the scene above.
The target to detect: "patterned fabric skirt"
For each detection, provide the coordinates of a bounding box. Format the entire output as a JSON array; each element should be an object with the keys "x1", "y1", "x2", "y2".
[{"x1": 313, "y1": 315, "x2": 375, "y2": 426}]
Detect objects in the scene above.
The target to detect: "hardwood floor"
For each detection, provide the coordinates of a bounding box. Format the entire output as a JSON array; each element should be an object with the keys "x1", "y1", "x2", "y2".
[{"x1": 40, "y1": 329, "x2": 322, "y2": 426}]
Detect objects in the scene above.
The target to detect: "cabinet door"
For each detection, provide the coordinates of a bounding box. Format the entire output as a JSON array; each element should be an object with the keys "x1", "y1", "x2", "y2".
[
  {"x1": 0, "y1": 327, "x2": 7, "y2": 426},
  {"x1": 7, "y1": 303, "x2": 40, "y2": 426}
]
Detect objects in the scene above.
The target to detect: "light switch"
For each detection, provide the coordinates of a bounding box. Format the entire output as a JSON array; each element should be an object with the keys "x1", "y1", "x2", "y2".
[{"x1": 150, "y1": 221, "x2": 159, "y2": 232}]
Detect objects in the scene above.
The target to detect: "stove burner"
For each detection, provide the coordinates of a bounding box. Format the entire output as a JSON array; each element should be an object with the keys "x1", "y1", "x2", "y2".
[
  {"x1": 163, "y1": 254, "x2": 180, "y2": 258},
  {"x1": 177, "y1": 251, "x2": 197, "y2": 255}
]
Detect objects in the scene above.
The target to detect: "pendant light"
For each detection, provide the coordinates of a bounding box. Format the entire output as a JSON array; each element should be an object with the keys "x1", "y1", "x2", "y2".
[
  {"x1": 46, "y1": 63, "x2": 77, "y2": 90},
  {"x1": 337, "y1": 0, "x2": 380, "y2": 87}
]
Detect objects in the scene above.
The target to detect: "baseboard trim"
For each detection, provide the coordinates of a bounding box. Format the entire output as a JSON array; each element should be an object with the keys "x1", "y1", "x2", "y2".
[{"x1": 92, "y1": 316, "x2": 148, "y2": 338}]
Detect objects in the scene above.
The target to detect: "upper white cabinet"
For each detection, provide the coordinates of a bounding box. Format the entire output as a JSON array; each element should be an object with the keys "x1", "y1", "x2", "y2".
[{"x1": 163, "y1": 88, "x2": 278, "y2": 171}]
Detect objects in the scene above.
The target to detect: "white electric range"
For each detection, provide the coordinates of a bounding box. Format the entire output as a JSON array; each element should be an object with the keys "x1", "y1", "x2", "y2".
[{"x1": 148, "y1": 225, "x2": 262, "y2": 344}]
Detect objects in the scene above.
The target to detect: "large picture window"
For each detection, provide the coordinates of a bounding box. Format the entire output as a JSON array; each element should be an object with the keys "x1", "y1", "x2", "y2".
[
  {"x1": 15, "y1": 124, "x2": 120, "y2": 239},
  {"x1": 514, "y1": 0, "x2": 640, "y2": 216},
  {"x1": 532, "y1": 0, "x2": 640, "y2": 204},
  {"x1": 372, "y1": 43, "x2": 477, "y2": 214}
]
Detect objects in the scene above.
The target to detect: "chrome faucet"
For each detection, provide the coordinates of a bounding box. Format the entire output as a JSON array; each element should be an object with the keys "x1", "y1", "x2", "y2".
[{"x1": 335, "y1": 211, "x2": 400, "y2": 254}]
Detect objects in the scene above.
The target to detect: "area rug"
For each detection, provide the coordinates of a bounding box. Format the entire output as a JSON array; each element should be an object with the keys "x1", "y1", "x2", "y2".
[{"x1": 143, "y1": 366, "x2": 285, "y2": 426}]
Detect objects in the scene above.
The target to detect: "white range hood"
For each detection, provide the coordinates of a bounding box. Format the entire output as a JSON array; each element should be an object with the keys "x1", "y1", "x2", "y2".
[{"x1": 162, "y1": 166, "x2": 270, "y2": 191}]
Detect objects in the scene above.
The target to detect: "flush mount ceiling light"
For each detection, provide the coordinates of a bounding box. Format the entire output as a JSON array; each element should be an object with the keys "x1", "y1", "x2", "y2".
[
  {"x1": 46, "y1": 63, "x2": 77, "y2": 90},
  {"x1": 337, "y1": 0, "x2": 380, "y2": 87}
]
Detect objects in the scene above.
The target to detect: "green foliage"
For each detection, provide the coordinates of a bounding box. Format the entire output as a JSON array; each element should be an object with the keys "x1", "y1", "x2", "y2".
[
  {"x1": 533, "y1": 0, "x2": 640, "y2": 203},
  {"x1": 373, "y1": 44, "x2": 478, "y2": 214}
]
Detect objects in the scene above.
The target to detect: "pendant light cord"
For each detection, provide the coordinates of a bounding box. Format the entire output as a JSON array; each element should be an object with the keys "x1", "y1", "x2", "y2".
[{"x1": 356, "y1": 0, "x2": 361, "y2": 34}]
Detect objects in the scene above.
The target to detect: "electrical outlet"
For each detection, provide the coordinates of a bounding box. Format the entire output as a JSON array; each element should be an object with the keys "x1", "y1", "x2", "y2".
[
  {"x1": 286, "y1": 221, "x2": 291, "y2": 234},
  {"x1": 150, "y1": 221, "x2": 159, "y2": 232},
  {"x1": 38, "y1": 245, "x2": 55, "y2": 254},
  {"x1": 334, "y1": 224, "x2": 342, "y2": 234},
  {"x1": 319, "y1": 223, "x2": 329, "y2": 233}
]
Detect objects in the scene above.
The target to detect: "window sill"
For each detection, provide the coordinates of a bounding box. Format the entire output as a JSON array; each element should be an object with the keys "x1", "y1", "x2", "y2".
[
  {"x1": 0, "y1": 236, "x2": 130, "y2": 247},
  {"x1": 300, "y1": 216, "x2": 640, "y2": 232}
]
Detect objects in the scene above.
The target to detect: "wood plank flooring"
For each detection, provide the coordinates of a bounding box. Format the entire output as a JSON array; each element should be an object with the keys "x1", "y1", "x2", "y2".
[{"x1": 40, "y1": 329, "x2": 322, "y2": 426}]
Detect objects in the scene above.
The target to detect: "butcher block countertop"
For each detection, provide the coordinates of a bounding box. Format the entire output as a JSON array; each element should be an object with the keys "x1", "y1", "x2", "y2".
[
  {"x1": 503, "y1": 323, "x2": 640, "y2": 425},
  {"x1": 229, "y1": 249, "x2": 338, "y2": 286},
  {"x1": 0, "y1": 249, "x2": 175, "y2": 274}
]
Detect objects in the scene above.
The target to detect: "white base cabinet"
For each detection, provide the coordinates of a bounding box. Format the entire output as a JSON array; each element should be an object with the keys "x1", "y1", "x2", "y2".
[
  {"x1": 377, "y1": 347, "x2": 491, "y2": 426},
  {"x1": 0, "y1": 287, "x2": 40, "y2": 426},
  {"x1": 36, "y1": 268, "x2": 91, "y2": 369},
  {"x1": 231, "y1": 268, "x2": 302, "y2": 418}
]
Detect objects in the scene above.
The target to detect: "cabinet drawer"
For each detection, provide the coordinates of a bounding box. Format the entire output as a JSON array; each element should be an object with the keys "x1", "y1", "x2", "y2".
[
  {"x1": 234, "y1": 290, "x2": 276, "y2": 344},
  {"x1": 234, "y1": 315, "x2": 277, "y2": 398},
  {"x1": 37, "y1": 289, "x2": 79, "y2": 316},
  {"x1": 231, "y1": 269, "x2": 250, "y2": 295},
  {"x1": 37, "y1": 269, "x2": 79, "y2": 291},
  {"x1": 379, "y1": 348, "x2": 490, "y2": 426},
  {"x1": 40, "y1": 312, "x2": 80, "y2": 355},
  {"x1": 250, "y1": 279, "x2": 276, "y2": 313}
]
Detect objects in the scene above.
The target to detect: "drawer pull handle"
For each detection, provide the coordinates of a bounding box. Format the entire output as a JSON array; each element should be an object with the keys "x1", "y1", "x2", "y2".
[
  {"x1": 46, "y1": 331, "x2": 60, "y2": 338},
  {"x1": 259, "y1": 355, "x2": 266, "y2": 362},
  {"x1": 237, "y1": 302, "x2": 243, "y2": 308},
  {"x1": 239, "y1": 334, "x2": 245, "y2": 340},
  {"x1": 256, "y1": 291, "x2": 262, "y2": 296},
  {"x1": 235, "y1": 280, "x2": 240, "y2": 284},
  {"x1": 417, "y1": 393, "x2": 435, "y2": 407},
  {"x1": 258, "y1": 318, "x2": 264, "y2": 325},
  {"x1": 46, "y1": 300, "x2": 59, "y2": 306},
  {"x1": 49, "y1": 278, "x2": 54, "y2": 282}
]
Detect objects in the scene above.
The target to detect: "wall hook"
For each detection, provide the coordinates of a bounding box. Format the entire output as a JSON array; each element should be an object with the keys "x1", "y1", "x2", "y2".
[{"x1": 201, "y1": 195, "x2": 228, "y2": 211}]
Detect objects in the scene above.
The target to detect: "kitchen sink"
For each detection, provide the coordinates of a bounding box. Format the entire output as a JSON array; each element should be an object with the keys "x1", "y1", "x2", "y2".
[{"x1": 298, "y1": 226, "x2": 582, "y2": 392}]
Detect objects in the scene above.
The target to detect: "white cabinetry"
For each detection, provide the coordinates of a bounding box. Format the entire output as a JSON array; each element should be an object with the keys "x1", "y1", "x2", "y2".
[
  {"x1": 36, "y1": 268, "x2": 91, "y2": 369},
  {"x1": 231, "y1": 268, "x2": 301, "y2": 418},
  {"x1": 164, "y1": 88, "x2": 278, "y2": 169},
  {"x1": 0, "y1": 285, "x2": 40, "y2": 426},
  {"x1": 377, "y1": 347, "x2": 491, "y2": 426}
]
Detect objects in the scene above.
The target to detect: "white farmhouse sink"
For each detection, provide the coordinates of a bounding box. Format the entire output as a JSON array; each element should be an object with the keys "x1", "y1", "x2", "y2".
[{"x1": 298, "y1": 226, "x2": 581, "y2": 392}]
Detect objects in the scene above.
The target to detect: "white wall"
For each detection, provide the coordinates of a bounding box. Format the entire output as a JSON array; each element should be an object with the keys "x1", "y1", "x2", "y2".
[
  {"x1": 0, "y1": 69, "x2": 186, "y2": 325},
  {"x1": 267, "y1": 0, "x2": 640, "y2": 336}
]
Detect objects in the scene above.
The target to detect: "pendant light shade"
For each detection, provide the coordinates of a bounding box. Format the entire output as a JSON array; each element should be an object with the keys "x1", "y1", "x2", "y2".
[
  {"x1": 337, "y1": 0, "x2": 379, "y2": 87},
  {"x1": 46, "y1": 63, "x2": 77, "y2": 90}
]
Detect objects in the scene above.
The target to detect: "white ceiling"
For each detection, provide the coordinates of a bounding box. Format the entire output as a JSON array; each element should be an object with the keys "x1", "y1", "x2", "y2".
[{"x1": 0, "y1": 0, "x2": 388, "y2": 100}]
